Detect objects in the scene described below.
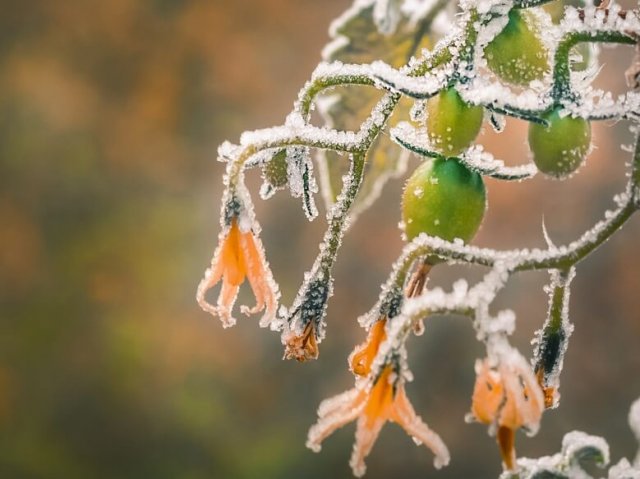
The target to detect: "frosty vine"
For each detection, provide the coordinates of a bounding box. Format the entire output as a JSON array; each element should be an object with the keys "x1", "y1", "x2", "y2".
[{"x1": 196, "y1": 0, "x2": 640, "y2": 476}]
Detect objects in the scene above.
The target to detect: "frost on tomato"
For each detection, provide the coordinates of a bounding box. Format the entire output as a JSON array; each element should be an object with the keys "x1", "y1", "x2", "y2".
[
  {"x1": 426, "y1": 88, "x2": 483, "y2": 156},
  {"x1": 484, "y1": 9, "x2": 549, "y2": 85},
  {"x1": 528, "y1": 109, "x2": 591, "y2": 179},
  {"x1": 402, "y1": 159, "x2": 487, "y2": 245}
]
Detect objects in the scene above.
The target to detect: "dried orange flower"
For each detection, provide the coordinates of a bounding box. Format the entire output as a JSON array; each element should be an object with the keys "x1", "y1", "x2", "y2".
[
  {"x1": 307, "y1": 366, "x2": 450, "y2": 477},
  {"x1": 197, "y1": 193, "x2": 279, "y2": 328},
  {"x1": 470, "y1": 351, "x2": 545, "y2": 470}
]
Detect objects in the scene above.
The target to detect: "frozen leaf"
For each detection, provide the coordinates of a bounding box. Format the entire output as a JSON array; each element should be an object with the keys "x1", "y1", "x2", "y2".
[
  {"x1": 284, "y1": 146, "x2": 319, "y2": 221},
  {"x1": 317, "y1": 0, "x2": 437, "y2": 219},
  {"x1": 260, "y1": 149, "x2": 289, "y2": 199},
  {"x1": 373, "y1": 0, "x2": 404, "y2": 35}
]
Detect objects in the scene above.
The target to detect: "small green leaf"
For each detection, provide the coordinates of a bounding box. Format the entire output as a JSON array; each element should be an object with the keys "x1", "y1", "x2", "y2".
[
  {"x1": 260, "y1": 147, "x2": 319, "y2": 220},
  {"x1": 261, "y1": 149, "x2": 289, "y2": 197}
]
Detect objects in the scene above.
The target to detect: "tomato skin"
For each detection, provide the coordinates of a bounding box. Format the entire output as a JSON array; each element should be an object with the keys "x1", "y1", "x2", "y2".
[
  {"x1": 402, "y1": 159, "x2": 487, "y2": 244},
  {"x1": 426, "y1": 88, "x2": 483, "y2": 156},
  {"x1": 528, "y1": 109, "x2": 591, "y2": 179},
  {"x1": 484, "y1": 10, "x2": 549, "y2": 85}
]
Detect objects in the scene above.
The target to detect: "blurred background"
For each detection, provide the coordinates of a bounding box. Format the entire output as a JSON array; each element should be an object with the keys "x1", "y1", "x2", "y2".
[{"x1": 1, "y1": 1, "x2": 639, "y2": 478}]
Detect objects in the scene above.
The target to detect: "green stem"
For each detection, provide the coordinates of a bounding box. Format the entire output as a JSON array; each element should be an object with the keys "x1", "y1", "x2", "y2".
[
  {"x1": 286, "y1": 153, "x2": 366, "y2": 333},
  {"x1": 298, "y1": 74, "x2": 376, "y2": 119},
  {"x1": 397, "y1": 195, "x2": 635, "y2": 271},
  {"x1": 547, "y1": 269, "x2": 572, "y2": 334},
  {"x1": 513, "y1": 0, "x2": 556, "y2": 8},
  {"x1": 552, "y1": 29, "x2": 636, "y2": 102},
  {"x1": 320, "y1": 153, "x2": 366, "y2": 271}
]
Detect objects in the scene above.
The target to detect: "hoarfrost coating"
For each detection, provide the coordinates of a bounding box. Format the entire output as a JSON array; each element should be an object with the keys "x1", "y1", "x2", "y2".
[{"x1": 197, "y1": 0, "x2": 640, "y2": 475}]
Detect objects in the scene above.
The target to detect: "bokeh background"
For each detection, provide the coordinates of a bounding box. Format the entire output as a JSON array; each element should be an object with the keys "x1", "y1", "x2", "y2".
[{"x1": 1, "y1": 1, "x2": 639, "y2": 478}]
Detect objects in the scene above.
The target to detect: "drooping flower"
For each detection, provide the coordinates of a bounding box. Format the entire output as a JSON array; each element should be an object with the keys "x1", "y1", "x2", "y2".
[
  {"x1": 307, "y1": 365, "x2": 450, "y2": 477},
  {"x1": 196, "y1": 191, "x2": 279, "y2": 328},
  {"x1": 470, "y1": 350, "x2": 545, "y2": 470}
]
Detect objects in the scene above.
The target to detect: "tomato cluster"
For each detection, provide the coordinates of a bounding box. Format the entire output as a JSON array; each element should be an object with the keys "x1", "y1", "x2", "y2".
[
  {"x1": 403, "y1": 85, "x2": 486, "y2": 248},
  {"x1": 399, "y1": 6, "x2": 592, "y2": 248}
]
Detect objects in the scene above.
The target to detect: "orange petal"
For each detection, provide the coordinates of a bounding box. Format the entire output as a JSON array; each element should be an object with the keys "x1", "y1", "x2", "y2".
[
  {"x1": 220, "y1": 221, "x2": 246, "y2": 286},
  {"x1": 216, "y1": 276, "x2": 241, "y2": 328},
  {"x1": 349, "y1": 319, "x2": 387, "y2": 377},
  {"x1": 197, "y1": 221, "x2": 246, "y2": 322},
  {"x1": 471, "y1": 360, "x2": 505, "y2": 425},
  {"x1": 240, "y1": 229, "x2": 278, "y2": 327},
  {"x1": 499, "y1": 360, "x2": 544, "y2": 432},
  {"x1": 350, "y1": 412, "x2": 386, "y2": 477},
  {"x1": 362, "y1": 368, "x2": 395, "y2": 428},
  {"x1": 307, "y1": 388, "x2": 365, "y2": 453},
  {"x1": 392, "y1": 386, "x2": 450, "y2": 469}
]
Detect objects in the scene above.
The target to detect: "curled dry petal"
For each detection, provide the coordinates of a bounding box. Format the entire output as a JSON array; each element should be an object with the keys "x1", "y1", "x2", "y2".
[{"x1": 307, "y1": 367, "x2": 450, "y2": 477}]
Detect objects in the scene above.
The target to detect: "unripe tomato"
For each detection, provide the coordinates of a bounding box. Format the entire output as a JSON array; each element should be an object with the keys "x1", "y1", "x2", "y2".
[
  {"x1": 402, "y1": 159, "x2": 486, "y2": 244},
  {"x1": 426, "y1": 88, "x2": 483, "y2": 156},
  {"x1": 528, "y1": 109, "x2": 591, "y2": 179},
  {"x1": 484, "y1": 10, "x2": 549, "y2": 85}
]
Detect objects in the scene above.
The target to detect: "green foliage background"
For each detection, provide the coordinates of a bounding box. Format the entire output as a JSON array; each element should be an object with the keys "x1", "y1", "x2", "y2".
[{"x1": 1, "y1": 1, "x2": 639, "y2": 478}]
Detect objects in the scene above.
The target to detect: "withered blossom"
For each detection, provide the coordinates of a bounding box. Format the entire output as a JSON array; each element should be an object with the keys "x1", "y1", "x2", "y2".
[
  {"x1": 307, "y1": 366, "x2": 450, "y2": 477},
  {"x1": 470, "y1": 352, "x2": 545, "y2": 470},
  {"x1": 197, "y1": 192, "x2": 279, "y2": 328}
]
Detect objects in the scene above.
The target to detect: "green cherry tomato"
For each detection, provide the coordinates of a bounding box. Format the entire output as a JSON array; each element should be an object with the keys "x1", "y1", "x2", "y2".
[
  {"x1": 402, "y1": 158, "x2": 487, "y2": 244},
  {"x1": 528, "y1": 109, "x2": 591, "y2": 179},
  {"x1": 484, "y1": 10, "x2": 549, "y2": 85},
  {"x1": 426, "y1": 88, "x2": 484, "y2": 156}
]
